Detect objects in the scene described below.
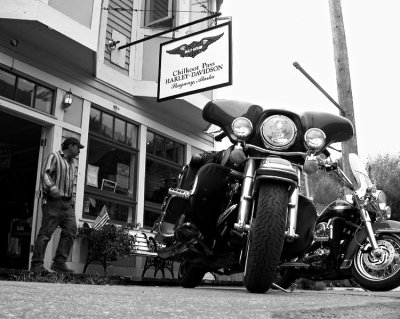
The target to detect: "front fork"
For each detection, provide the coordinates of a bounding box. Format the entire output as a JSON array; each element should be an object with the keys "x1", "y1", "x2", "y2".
[
  {"x1": 234, "y1": 159, "x2": 255, "y2": 232},
  {"x1": 359, "y1": 199, "x2": 381, "y2": 256},
  {"x1": 233, "y1": 158, "x2": 300, "y2": 241}
]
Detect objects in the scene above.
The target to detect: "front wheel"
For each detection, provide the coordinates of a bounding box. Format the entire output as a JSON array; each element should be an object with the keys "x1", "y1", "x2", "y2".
[
  {"x1": 178, "y1": 261, "x2": 206, "y2": 288},
  {"x1": 244, "y1": 182, "x2": 289, "y2": 293},
  {"x1": 352, "y1": 234, "x2": 400, "y2": 291}
]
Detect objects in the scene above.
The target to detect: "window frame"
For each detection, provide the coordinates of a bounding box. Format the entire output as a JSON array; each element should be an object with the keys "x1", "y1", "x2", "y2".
[
  {"x1": 143, "y1": 0, "x2": 174, "y2": 29},
  {"x1": 0, "y1": 66, "x2": 55, "y2": 115},
  {"x1": 84, "y1": 106, "x2": 140, "y2": 225},
  {"x1": 143, "y1": 129, "x2": 185, "y2": 228}
]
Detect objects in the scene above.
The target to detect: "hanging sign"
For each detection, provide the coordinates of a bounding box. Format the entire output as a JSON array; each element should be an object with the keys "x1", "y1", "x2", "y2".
[{"x1": 157, "y1": 22, "x2": 232, "y2": 102}]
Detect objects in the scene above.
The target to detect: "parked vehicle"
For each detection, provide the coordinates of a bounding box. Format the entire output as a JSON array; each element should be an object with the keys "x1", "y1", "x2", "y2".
[
  {"x1": 275, "y1": 152, "x2": 399, "y2": 291},
  {"x1": 151, "y1": 99, "x2": 356, "y2": 293}
]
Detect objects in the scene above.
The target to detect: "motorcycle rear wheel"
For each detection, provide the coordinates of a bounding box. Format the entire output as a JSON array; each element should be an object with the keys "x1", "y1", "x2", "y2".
[
  {"x1": 244, "y1": 182, "x2": 288, "y2": 293},
  {"x1": 352, "y1": 233, "x2": 400, "y2": 291},
  {"x1": 178, "y1": 261, "x2": 206, "y2": 288}
]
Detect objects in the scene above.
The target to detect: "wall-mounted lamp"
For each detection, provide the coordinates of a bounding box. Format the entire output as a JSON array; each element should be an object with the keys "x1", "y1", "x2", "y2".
[{"x1": 63, "y1": 89, "x2": 74, "y2": 108}]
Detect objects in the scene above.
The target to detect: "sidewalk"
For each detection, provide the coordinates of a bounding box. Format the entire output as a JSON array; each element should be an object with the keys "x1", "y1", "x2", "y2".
[{"x1": 0, "y1": 267, "x2": 242, "y2": 287}]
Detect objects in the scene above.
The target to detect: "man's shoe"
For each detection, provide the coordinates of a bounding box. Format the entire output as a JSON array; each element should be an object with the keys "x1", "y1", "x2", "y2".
[
  {"x1": 30, "y1": 264, "x2": 51, "y2": 275},
  {"x1": 51, "y1": 263, "x2": 74, "y2": 274}
]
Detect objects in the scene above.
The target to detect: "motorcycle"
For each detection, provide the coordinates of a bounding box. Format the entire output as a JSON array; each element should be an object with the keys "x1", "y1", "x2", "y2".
[
  {"x1": 150, "y1": 99, "x2": 356, "y2": 293},
  {"x1": 275, "y1": 153, "x2": 400, "y2": 292}
]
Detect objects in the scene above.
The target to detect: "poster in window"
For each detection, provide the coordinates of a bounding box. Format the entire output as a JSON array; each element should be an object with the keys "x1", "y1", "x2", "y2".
[
  {"x1": 101, "y1": 179, "x2": 117, "y2": 192},
  {"x1": 86, "y1": 164, "x2": 99, "y2": 187},
  {"x1": 117, "y1": 162, "x2": 130, "y2": 189}
]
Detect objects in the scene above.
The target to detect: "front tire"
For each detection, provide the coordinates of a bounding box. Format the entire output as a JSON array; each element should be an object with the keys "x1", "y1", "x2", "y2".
[
  {"x1": 244, "y1": 182, "x2": 289, "y2": 293},
  {"x1": 352, "y1": 233, "x2": 400, "y2": 291},
  {"x1": 178, "y1": 261, "x2": 206, "y2": 288}
]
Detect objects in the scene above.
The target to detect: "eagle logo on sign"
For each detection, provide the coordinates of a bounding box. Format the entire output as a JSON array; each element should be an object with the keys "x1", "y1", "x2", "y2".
[{"x1": 166, "y1": 33, "x2": 224, "y2": 58}]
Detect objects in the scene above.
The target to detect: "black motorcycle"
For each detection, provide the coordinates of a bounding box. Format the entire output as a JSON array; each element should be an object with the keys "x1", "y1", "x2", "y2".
[
  {"x1": 275, "y1": 153, "x2": 400, "y2": 291},
  {"x1": 151, "y1": 99, "x2": 356, "y2": 293}
]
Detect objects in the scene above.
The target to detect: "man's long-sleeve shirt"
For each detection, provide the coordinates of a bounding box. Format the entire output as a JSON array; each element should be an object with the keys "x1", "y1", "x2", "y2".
[{"x1": 42, "y1": 150, "x2": 75, "y2": 198}]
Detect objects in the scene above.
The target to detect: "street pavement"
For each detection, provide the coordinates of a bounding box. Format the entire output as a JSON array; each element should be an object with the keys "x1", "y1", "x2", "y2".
[{"x1": 1, "y1": 280, "x2": 400, "y2": 319}]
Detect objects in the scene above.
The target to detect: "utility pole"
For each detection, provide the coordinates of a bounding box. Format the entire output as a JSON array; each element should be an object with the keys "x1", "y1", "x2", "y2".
[{"x1": 329, "y1": 0, "x2": 358, "y2": 177}]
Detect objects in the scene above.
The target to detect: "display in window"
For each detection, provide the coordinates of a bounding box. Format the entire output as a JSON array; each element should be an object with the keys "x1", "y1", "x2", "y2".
[
  {"x1": 116, "y1": 162, "x2": 130, "y2": 190},
  {"x1": 101, "y1": 179, "x2": 117, "y2": 192},
  {"x1": 86, "y1": 164, "x2": 99, "y2": 187},
  {"x1": 86, "y1": 138, "x2": 136, "y2": 196},
  {"x1": 82, "y1": 196, "x2": 133, "y2": 224}
]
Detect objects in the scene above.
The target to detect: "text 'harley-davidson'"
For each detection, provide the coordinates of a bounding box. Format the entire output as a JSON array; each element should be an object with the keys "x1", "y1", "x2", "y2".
[
  {"x1": 276, "y1": 153, "x2": 400, "y2": 292},
  {"x1": 152, "y1": 99, "x2": 356, "y2": 293}
]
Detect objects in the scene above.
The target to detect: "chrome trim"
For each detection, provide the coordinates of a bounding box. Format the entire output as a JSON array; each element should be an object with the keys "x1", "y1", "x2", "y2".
[
  {"x1": 260, "y1": 115, "x2": 297, "y2": 150},
  {"x1": 234, "y1": 159, "x2": 255, "y2": 232},
  {"x1": 231, "y1": 117, "x2": 253, "y2": 138},
  {"x1": 304, "y1": 128, "x2": 326, "y2": 150},
  {"x1": 245, "y1": 143, "x2": 306, "y2": 157},
  {"x1": 286, "y1": 166, "x2": 301, "y2": 241}
]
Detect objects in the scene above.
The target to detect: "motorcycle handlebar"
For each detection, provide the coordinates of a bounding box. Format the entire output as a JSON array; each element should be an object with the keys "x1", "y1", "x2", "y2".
[
  {"x1": 215, "y1": 131, "x2": 226, "y2": 142},
  {"x1": 317, "y1": 157, "x2": 338, "y2": 172}
]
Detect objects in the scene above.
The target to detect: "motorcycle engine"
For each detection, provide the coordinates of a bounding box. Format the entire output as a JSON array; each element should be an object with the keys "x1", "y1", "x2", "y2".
[{"x1": 313, "y1": 222, "x2": 330, "y2": 242}]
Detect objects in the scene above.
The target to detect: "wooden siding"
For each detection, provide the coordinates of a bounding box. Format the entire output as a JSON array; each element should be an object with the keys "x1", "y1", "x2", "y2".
[{"x1": 104, "y1": 0, "x2": 133, "y2": 74}]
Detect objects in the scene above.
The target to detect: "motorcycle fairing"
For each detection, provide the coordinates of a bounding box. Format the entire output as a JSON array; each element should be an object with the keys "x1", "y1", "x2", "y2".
[
  {"x1": 300, "y1": 112, "x2": 354, "y2": 147},
  {"x1": 202, "y1": 99, "x2": 354, "y2": 165},
  {"x1": 281, "y1": 195, "x2": 318, "y2": 259},
  {"x1": 340, "y1": 219, "x2": 400, "y2": 269},
  {"x1": 203, "y1": 99, "x2": 263, "y2": 141}
]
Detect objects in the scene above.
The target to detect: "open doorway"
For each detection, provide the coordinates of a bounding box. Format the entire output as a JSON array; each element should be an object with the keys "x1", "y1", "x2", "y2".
[{"x1": 0, "y1": 110, "x2": 42, "y2": 269}]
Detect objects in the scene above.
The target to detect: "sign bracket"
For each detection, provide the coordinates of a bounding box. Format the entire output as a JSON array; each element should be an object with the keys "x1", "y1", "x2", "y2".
[{"x1": 118, "y1": 12, "x2": 222, "y2": 50}]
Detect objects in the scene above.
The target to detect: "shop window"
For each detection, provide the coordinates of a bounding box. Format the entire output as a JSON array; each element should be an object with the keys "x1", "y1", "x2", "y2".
[
  {"x1": 0, "y1": 69, "x2": 16, "y2": 99},
  {"x1": 0, "y1": 67, "x2": 54, "y2": 115},
  {"x1": 85, "y1": 106, "x2": 139, "y2": 224},
  {"x1": 144, "y1": 130, "x2": 184, "y2": 227},
  {"x1": 89, "y1": 107, "x2": 138, "y2": 148},
  {"x1": 145, "y1": 159, "x2": 180, "y2": 203},
  {"x1": 15, "y1": 78, "x2": 35, "y2": 107},
  {"x1": 82, "y1": 195, "x2": 134, "y2": 225},
  {"x1": 144, "y1": 0, "x2": 174, "y2": 29},
  {"x1": 34, "y1": 85, "x2": 53, "y2": 114}
]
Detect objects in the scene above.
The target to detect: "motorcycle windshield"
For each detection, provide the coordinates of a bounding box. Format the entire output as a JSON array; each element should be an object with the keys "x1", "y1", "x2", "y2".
[
  {"x1": 349, "y1": 153, "x2": 372, "y2": 197},
  {"x1": 202, "y1": 99, "x2": 263, "y2": 140}
]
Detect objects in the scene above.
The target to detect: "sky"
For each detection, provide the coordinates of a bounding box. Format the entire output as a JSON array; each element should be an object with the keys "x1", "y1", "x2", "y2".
[{"x1": 213, "y1": 1, "x2": 400, "y2": 160}]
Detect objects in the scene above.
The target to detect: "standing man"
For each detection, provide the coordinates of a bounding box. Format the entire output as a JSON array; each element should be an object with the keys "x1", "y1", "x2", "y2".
[{"x1": 30, "y1": 137, "x2": 84, "y2": 274}]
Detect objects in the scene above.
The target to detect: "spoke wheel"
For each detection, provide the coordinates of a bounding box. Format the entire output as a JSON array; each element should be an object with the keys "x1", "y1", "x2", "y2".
[{"x1": 352, "y1": 234, "x2": 400, "y2": 291}]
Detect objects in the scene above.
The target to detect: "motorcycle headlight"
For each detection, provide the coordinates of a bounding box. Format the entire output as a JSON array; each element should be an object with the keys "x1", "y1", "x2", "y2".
[
  {"x1": 375, "y1": 190, "x2": 387, "y2": 210},
  {"x1": 260, "y1": 115, "x2": 297, "y2": 150},
  {"x1": 232, "y1": 117, "x2": 253, "y2": 139},
  {"x1": 304, "y1": 128, "x2": 326, "y2": 150}
]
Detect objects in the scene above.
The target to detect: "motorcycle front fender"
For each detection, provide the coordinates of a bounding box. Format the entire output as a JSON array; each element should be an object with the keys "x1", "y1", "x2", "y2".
[
  {"x1": 254, "y1": 157, "x2": 298, "y2": 187},
  {"x1": 341, "y1": 220, "x2": 400, "y2": 270}
]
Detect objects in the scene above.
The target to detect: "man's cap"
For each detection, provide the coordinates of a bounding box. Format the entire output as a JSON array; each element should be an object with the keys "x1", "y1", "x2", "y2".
[{"x1": 62, "y1": 137, "x2": 84, "y2": 149}]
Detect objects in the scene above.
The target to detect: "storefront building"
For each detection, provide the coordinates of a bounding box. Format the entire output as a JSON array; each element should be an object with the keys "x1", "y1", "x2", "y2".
[{"x1": 0, "y1": 0, "x2": 222, "y2": 277}]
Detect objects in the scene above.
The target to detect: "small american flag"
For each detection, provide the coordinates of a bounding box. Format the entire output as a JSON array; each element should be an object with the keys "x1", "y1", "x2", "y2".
[{"x1": 92, "y1": 205, "x2": 110, "y2": 230}]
